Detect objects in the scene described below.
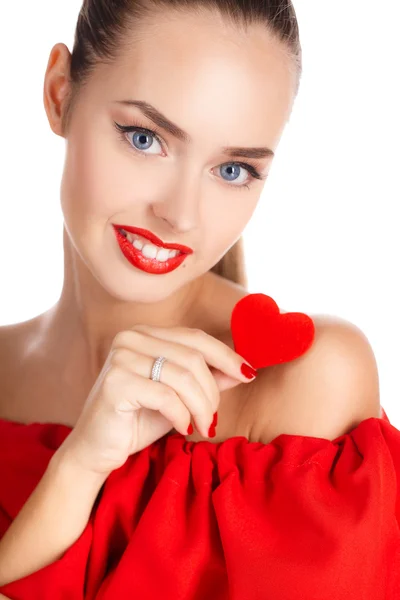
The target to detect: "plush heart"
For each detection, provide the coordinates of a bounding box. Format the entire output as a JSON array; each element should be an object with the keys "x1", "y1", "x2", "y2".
[{"x1": 230, "y1": 293, "x2": 315, "y2": 369}]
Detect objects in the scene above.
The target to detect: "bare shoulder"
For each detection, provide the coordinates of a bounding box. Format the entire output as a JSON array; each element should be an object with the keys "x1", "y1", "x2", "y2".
[
  {"x1": 0, "y1": 319, "x2": 35, "y2": 366},
  {"x1": 0, "y1": 319, "x2": 38, "y2": 414},
  {"x1": 0, "y1": 323, "x2": 22, "y2": 377},
  {"x1": 246, "y1": 313, "x2": 382, "y2": 444}
]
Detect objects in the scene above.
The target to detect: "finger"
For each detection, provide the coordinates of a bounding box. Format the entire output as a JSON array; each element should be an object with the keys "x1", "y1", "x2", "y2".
[
  {"x1": 133, "y1": 324, "x2": 257, "y2": 384},
  {"x1": 114, "y1": 328, "x2": 220, "y2": 413},
  {"x1": 107, "y1": 366, "x2": 192, "y2": 437},
  {"x1": 209, "y1": 368, "x2": 245, "y2": 392},
  {"x1": 110, "y1": 348, "x2": 214, "y2": 437}
]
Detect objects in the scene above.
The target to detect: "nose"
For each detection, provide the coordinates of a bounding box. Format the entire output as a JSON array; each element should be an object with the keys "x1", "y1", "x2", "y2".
[{"x1": 151, "y1": 186, "x2": 201, "y2": 235}]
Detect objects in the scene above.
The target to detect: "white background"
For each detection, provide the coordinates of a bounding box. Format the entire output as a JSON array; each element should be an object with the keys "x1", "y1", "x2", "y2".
[{"x1": 1, "y1": 1, "x2": 399, "y2": 425}]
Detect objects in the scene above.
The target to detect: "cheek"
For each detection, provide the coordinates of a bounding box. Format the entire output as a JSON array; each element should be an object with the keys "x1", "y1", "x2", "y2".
[
  {"x1": 203, "y1": 197, "x2": 252, "y2": 256},
  {"x1": 61, "y1": 126, "x2": 130, "y2": 222}
]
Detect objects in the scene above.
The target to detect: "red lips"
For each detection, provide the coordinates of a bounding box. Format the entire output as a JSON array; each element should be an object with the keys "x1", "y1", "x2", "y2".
[{"x1": 112, "y1": 224, "x2": 194, "y2": 255}]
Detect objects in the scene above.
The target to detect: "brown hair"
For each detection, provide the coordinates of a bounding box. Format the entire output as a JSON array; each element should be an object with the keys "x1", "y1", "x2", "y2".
[{"x1": 63, "y1": 0, "x2": 302, "y2": 289}]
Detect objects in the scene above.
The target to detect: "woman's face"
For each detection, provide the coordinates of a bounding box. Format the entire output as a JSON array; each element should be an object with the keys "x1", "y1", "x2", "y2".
[{"x1": 49, "y1": 10, "x2": 296, "y2": 302}]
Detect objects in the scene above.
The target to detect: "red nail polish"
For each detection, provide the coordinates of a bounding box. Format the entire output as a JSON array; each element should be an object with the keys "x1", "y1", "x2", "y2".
[
  {"x1": 212, "y1": 411, "x2": 218, "y2": 427},
  {"x1": 241, "y1": 363, "x2": 258, "y2": 379},
  {"x1": 187, "y1": 423, "x2": 194, "y2": 435},
  {"x1": 208, "y1": 424, "x2": 216, "y2": 438}
]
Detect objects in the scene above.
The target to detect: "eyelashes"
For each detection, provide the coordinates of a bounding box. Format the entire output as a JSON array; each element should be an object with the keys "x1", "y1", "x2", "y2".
[{"x1": 113, "y1": 120, "x2": 268, "y2": 191}]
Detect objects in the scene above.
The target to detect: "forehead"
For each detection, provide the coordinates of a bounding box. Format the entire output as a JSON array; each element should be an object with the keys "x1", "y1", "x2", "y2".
[{"x1": 89, "y1": 10, "x2": 296, "y2": 146}]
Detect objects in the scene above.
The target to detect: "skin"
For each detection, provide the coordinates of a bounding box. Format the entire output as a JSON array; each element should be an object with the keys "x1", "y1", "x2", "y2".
[{"x1": 0, "y1": 9, "x2": 297, "y2": 434}]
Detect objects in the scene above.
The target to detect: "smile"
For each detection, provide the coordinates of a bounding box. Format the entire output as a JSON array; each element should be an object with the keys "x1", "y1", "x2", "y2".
[
  {"x1": 113, "y1": 225, "x2": 190, "y2": 275},
  {"x1": 119, "y1": 228, "x2": 182, "y2": 262}
]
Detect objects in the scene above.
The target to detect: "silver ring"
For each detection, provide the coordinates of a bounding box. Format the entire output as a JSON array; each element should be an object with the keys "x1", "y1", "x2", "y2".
[{"x1": 151, "y1": 356, "x2": 167, "y2": 382}]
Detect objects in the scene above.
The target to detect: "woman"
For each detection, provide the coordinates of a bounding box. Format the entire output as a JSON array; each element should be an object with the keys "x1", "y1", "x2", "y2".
[{"x1": 0, "y1": 0, "x2": 399, "y2": 597}]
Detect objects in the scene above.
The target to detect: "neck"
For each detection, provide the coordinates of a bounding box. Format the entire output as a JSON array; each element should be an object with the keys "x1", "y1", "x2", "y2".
[{"x1": 37, "y1": 227, "x2": 212, "y2": 384}]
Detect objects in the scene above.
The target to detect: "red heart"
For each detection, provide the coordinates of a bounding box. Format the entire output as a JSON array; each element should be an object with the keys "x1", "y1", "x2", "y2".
[{"x1": 230, "y1": 293, "x2": 315, "y2": 369}]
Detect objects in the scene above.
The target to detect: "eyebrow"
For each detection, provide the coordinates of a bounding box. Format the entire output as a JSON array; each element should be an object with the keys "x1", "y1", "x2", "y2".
[{"x1": 114, "y1": 99, "x2": 275, "y2": 160}]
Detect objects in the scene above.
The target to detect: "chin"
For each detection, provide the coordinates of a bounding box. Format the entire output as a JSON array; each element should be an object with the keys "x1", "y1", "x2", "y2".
[{"x1": 87, "y1": 258, "x2": 188, "y2": 304}]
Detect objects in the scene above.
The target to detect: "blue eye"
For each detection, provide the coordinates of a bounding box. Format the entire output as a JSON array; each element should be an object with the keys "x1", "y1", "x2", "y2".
[
  {"x1": 130, "y1": 129, "x2": 163, "y2": 154},
  {"x1": 113, "y1": 121, "x2": 268, "y2": 191},
  {"x1": 219, "y1": 164, "x2": 247, "y2": 184}
]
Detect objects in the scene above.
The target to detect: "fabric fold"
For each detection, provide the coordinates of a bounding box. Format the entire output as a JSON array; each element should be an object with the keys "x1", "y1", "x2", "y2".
[{"x1": 0, "y1": 407, "x2": 399, "y2": 599}]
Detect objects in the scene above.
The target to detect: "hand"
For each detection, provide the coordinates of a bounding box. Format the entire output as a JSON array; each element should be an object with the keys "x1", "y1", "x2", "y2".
[{"x1": 56, "y1": 324, "x2": 257, "y2": 477}]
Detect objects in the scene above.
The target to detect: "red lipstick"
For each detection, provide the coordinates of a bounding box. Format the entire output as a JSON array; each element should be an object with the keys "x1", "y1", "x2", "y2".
[
  {"x1": 113, "y1": 224, "x2": 193, "y2": 254},
  {"x1": 112, "y1": 224, "x2": 192, "y2": 275}
]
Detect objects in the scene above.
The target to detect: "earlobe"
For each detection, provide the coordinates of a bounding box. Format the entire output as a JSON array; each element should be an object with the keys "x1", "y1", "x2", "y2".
[{"x1": 43, "y1": 43, "x2": 72, "y2": 138}]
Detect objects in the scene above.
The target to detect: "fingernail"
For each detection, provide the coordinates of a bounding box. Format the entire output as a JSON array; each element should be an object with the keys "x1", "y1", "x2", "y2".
[
  {"x1": 207, "y1": 412, "x2": 218, "y2": 438},
  {"x1": 208, "y1": 424, "x2": 216, "y2": 438},
  {"x1": 187, "y1": 423, "x2": 194, "y2": 435},
  {"x1": 241, "y1": 362, "x2": 258, "y2": 379}
]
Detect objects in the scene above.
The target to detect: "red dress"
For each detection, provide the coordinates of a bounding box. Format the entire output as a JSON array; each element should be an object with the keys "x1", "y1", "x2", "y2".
[{"x1": 0, "y1": 407, "x2": 399, "y2": 599}]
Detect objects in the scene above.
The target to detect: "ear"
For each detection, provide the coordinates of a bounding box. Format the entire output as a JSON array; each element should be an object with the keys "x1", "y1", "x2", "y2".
[{"x1": 43, "y1": 43, "x2": 73, "y2": 138}]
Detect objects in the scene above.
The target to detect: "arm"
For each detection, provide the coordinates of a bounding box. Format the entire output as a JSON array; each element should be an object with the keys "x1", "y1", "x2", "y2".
[{"x1": 0, "y1": 448, "x2": 108, "y2": 587}]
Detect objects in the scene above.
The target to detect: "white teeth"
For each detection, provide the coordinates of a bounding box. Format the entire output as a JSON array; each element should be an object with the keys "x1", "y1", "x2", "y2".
[
  {"x1": 155, "y1": 247, "x2": 175, "y2": 262},
  {"x1": 132, "y1": 238, "x2": 144, "y2": 250},
  {"x1": 121, "y1": 229, "x2": 182, "y2": 261},
  {"x1": 141, "y1": 243, "x2": 159, "y2": 259}
]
